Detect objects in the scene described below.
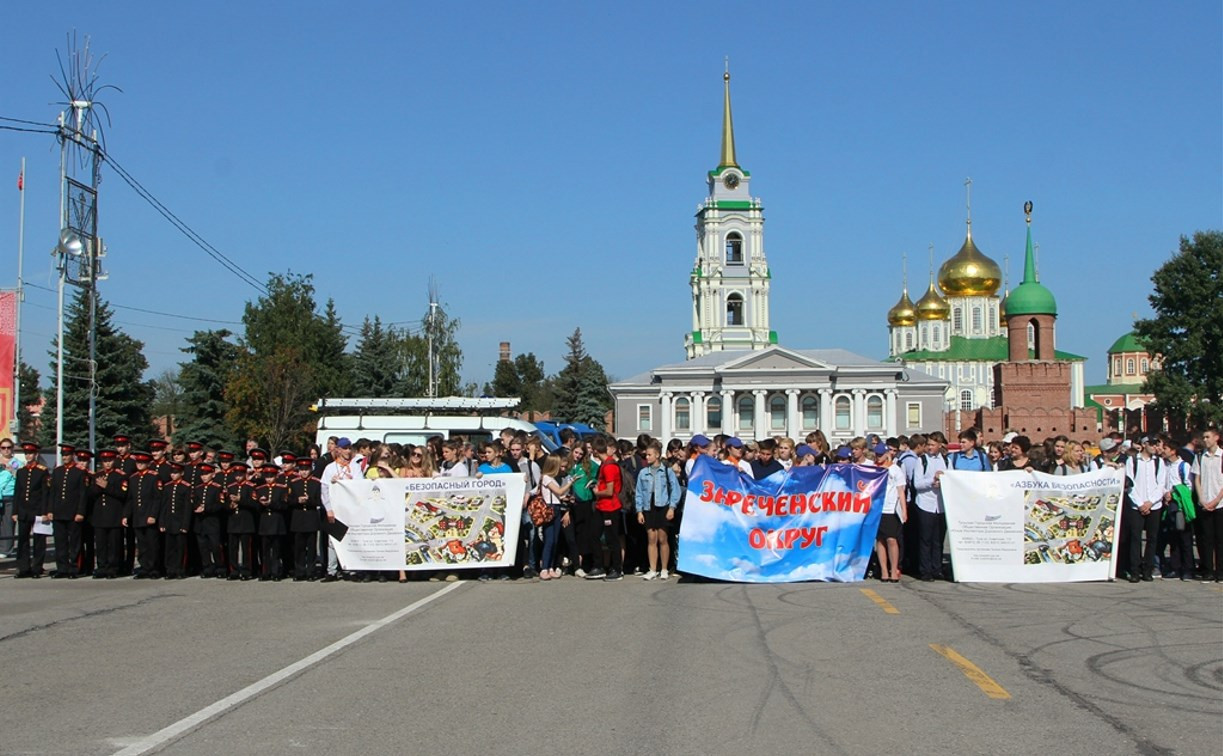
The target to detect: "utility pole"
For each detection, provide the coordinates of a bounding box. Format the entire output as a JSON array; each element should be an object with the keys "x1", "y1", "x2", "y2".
[
  {"x1": 12, "y1": 157, "x2": 26, "y2": 437},
  {"x1": 427, "y1": 277, "x2": 439, "y2": 398}
]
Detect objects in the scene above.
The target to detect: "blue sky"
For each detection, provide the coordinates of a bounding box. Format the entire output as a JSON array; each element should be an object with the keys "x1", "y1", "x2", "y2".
[{"x1": 2, "y1": 1, "x2": 1219, "y2": 392}]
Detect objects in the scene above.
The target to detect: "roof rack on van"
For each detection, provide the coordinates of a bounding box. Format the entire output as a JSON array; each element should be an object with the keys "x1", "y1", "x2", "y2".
[{"x1": 312, "y1": 397, "x2": 521, "y2": 414}]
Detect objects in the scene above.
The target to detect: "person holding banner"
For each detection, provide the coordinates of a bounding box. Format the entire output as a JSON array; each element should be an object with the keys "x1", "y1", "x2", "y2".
[
  {"x1": 635, "y1": 440, "x2": 681, "y2": 581},
  {"x1": 913, "y1": 432, "x2": 950, "y2": 581},
  {"x1": 874, "y1": 443, "x2": 906, "y2": 583}
]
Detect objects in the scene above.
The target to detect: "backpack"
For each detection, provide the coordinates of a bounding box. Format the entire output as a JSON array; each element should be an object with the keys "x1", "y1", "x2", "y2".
[
  {"x1": 950, "y1": 451, "x2": 989, "y2": 471},
  {"x1": 618, "y1": 455, "x2": 640, "y2": 513},
  {"x1": 919, "y1": 452, "x2": 950, "y2": 475}
]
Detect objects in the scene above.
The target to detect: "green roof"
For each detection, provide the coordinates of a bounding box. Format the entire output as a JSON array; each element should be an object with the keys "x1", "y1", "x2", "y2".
[
  {"x1": 1084, "y1": 383, "x2": 1146, "y2": 395},
  {"x1": 1005, "y1": 281, "x2": 1057, "y2": 316},
  {"x1": 708, "y1": 166, "x2": 751, "y2": 177},
  {"x1": 898, "y1": 335, "x2": 1085, "y2": 362},
  {"x1": 1107, "y1": 332, "x2": 1146, "y2": 354}
]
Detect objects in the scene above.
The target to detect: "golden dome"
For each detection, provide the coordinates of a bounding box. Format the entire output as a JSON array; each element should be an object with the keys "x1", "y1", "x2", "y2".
[
  {"x1": 937, "y1": 232, "x2": 1002, "y2": 297},
  {"x1": 915, "y1": 281, "x2": 951, "y2": 320},
  {"x1": 887, "y1": 289, "x2": 917, "y2": 326}
]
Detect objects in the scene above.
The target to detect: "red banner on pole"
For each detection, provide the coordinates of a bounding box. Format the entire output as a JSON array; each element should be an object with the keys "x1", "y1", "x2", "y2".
[{"x1": 0, "y1": 290, "x2": 15, "y2": 434}]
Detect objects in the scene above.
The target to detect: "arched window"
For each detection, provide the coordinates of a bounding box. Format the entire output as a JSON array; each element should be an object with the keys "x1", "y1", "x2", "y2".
[
  {"x1": 867, "y1": 395, "x2": 884, "y2": 430},
  {"x1": 1113, "y1": 357, "x2": 1121, "y2": 377},
  {"x1": 933, "y1": 324, "x2": 941, "y2": 348},
  {"x1": 1126, "y1": 358, "x2": 1135, "y2": 375},
  {"x1": 706, "y1": 396, "x2": 722, "y2": 429},
  {"x1": 953, "y1": 308, "x2": 963, "y2": 332},
  {"x1": 905, "y1": 331, "x2": 914, "y2": 350},
  {"x1": 834, "y1": 396, "x2": 852, "y2": 431},
  {"x1": 801, "y1": 395, "x2": 819, "y2": 430},
  {"x1": 737, "y1": 395, "x2": 754, "y2": 431},
  {"x1": 769, "y1": 395, "x2": 786, "y2": 431},
  {"x1": 726, "y1": 293, "x2": 744, "y2": 326},
  {"x1": 972, "y1": 307, "x2": 982, "y2": 332},
  {"x1": 725, "y1": 232, "x2": 743, "y2": 264},
  {"x1": 674, "y1": 397, "x2": 690, "y2": 431},
  {"x1": 1027, "y1": 322, "x2": 1036, "y2": 351},
  {"x1": 1140, "y1": 358, "x2": 1149, "y2": 374},
  {"x1": 960, "y1": 390, "x2": 973, "y2": 411}
]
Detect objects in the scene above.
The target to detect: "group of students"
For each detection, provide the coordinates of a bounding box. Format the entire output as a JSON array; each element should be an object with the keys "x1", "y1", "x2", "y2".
[{"x1": 7, "y1": 422, "x2": 1221, "y2": 587}]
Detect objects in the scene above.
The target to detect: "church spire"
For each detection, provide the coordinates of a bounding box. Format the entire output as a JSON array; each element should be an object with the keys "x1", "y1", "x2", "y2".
[
  {"x1": 964, "y1": 176, "x2": 973, "y2": 238},
  {"x1": 719, "y1": 61, "x2": 739, "y2": 170}
]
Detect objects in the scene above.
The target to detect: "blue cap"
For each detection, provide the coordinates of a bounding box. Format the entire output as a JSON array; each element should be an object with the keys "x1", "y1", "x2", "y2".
[
  {"x1": 336, "y1": 437, "x2": 352, "y2": 449},
  {"x1": 725, "y1": 437, "x2": 744, "y2": 449},
  {"x1": 873, "y1": 442, "x2": 890, "y2": 456},
  {"x1": 834, "y1": 445, "x2": 851, "y2": 458},
  {"x1": 795, "y1": 444, "x2": 814, "y2": 458},
  {"x1": 690, "y1": 434, "x2": 711, "y2": 448}
]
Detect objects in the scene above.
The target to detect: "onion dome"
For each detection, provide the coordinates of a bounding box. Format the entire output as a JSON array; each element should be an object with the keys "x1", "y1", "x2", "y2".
[
  {"x1": 915, "y1": 281, "x2": 951, "y2": 320},
  {"x1": 938, "y1": 230, "x2": 1002, "y2": 297},
  {"x1": 887, "y1": 288, "x2": 917, "y2": 327},
  {"x1": 1005, "y1": 205, "x2": 1057, "y2": 317},
  {"x1": 1107, "y1": 332, "x2": 1145, "y2": 354}
]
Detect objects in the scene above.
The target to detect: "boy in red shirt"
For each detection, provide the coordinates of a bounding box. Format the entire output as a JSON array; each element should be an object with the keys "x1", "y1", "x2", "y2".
[{"x1": 586, "y1": 435, "x2": 624, "y2": 581}]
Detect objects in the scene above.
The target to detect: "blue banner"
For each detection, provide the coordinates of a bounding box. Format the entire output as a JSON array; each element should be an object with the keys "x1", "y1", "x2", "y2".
[{"x1": 677, "y1": 455, "x2": 887, "y2": 583}]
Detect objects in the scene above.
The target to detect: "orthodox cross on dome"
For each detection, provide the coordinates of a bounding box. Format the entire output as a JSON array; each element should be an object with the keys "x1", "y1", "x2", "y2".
[{"x1": 965, "y1": 176, "x2": 973, "y2": 237}]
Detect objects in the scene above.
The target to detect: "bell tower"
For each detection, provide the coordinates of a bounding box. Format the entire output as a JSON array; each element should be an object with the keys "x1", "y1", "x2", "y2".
[{"x1": 685, "y1": 65, "x2": 775, "y2": 359}]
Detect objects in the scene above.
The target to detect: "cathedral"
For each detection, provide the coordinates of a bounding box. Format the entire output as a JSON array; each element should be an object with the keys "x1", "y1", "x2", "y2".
[
  {"x1": 609, "y1": 71, "x2": 947, "y2": 443},
  {"x1": 885, "y1": 192, "x2": 1086, "y2": 418}
]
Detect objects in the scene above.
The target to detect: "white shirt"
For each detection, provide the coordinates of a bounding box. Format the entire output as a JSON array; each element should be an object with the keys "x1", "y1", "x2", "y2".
[
  {"x1": 1192, "y1": 447, "x2": 1223, "y2": 506},
  {"x1": 1165, "y1": 457, "x2": 1190, "y2": 492},
  {"x1": 440, "y1": 460, "x2": 469, "y2": 478},
  {"x1": 1126, "y1": 454, "x2": 1168, "y2": 510},
  {"x1": 883, "y1": 464, "x2": 905, "y2": 517},
  {"x1": 319, "y1": 457, "x2": 361, "y2": 513},
  {"x1": 912, "y1": 453, "x2": 948, "y2": 514}
]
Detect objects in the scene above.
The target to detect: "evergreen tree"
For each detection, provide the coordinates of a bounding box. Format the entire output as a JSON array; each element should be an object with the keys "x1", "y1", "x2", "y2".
[
  {"x1": 393, "y1": 302, "x2": 464, "y2": 397},
  {"x1": 176, "y1": 330, "x2": 241, "y2": 449},
  {"x1": 15, "y1": 361, "x2": 40, "y2": 442},
  {"x1": 553, "y1": 328, "x2": 611, "y2": 429},
  {"x1": 351, "y1": 316, "x2": 403, "y2": 398},
  {"x1": 1133, "y1": 230, "x2": 1223, "y2": 426},
  {"x1": 40, "y1": 288, "x2": 153, "y2": 448},
  {"x1": 490, "y1": 352, "x2": 548, "y2": 412}
]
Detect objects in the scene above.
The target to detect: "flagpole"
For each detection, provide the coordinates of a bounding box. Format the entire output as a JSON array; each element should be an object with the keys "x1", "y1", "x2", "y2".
[{"x1": 13, "y1": 158, "x2": 25, "y2": 437}]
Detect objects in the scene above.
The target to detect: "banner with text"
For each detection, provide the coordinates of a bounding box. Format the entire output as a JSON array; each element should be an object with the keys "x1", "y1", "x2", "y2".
[
  {"x1": 677, "y1": 456, "x2": 887, "y2": 583},
  {"x1": 329, "y1": 474, "x2": 525, "y2": 571},
  {"x1": 941, "y1": 468, "x2": 1124, "y2": 583}
]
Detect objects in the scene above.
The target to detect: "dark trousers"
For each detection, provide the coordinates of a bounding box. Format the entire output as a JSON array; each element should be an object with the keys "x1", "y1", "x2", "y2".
[
  {"x1": 902, "y1": 505, "x2": 922, "y2": 574},
  {"x1": 164, "y1": 533, "x2": 189, "y2": 577},
  {"x1": 623, "y1": 510, "x2": 647, "y2": 573},
  {"x1": 93, "y1": 527, "x2": 123, "y2": 576},
  {"x1": 196, "y1": 529, "x2": 223, "y2": 575},
  {"x1": 915, "y1": 507, "x2": 946, "y2": 579},
  {"x1": 317, "y1": 510, "x2": 330, "y2": 571},
  {"x1": 1197, "y1": 507, "x2": 1223, "y2": 579},
  {"x1": 293, "y1": 531, "x2": 317, "y2": 577},
  {"x1": 136, "y1": 527, "x2": 161, "y2": 575},
  {"x1": 52, "y1": 519, "x2": 82, "y2": 575},
  {"x1": 1160, "y1": 513, "x2": 1196, "y2": 577},
  {"x1": 1126, "y1": 507, "x2": 1160, "y2": 578},
  {"x1": 593, "y1": 508, "x2": 623, "y2": 572},
  {"x1": 15, "y1": 518, "x2": 48, "y2": 574},
  {"x1": 80, "y1": 523, "x2": 94, "y2": 574},
  {"x1": 228, "y1": 533, "x2": 254, "y2": 577},
  {"x1": 260, "y1": 536, "x2": 282, "y2": 578},
  {"x1": 123, "y1": 527, "x2": 136, "y2": 573}
]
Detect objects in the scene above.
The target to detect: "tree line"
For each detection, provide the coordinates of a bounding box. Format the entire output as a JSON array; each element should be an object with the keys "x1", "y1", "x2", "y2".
[{"x1": 16, "y1": 271, "x2": 614, "y2": 452}]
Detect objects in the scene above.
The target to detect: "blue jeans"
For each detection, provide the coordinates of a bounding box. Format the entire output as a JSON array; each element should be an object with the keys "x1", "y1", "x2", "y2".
[{"x1": 540, "y1": 508, "x2": 564, "y2": 570}]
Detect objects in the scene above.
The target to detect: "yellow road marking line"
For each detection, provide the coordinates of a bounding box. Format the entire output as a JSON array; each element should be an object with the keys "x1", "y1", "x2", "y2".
[
  {"x1": 929, "y1": 644, "x2": 1012, "y2": 700},
  {"x1": 859, "y1": 587, "x2": 900, "y2": 614}
]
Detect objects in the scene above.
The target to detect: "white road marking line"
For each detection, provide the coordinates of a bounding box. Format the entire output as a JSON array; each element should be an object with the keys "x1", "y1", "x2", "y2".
[{"x1": 110, "y1": 581, "x2": 466, "y2": 756}]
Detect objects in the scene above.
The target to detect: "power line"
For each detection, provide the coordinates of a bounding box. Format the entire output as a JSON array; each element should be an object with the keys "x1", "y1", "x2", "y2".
[
  {"x1": 0, "y1": 124, "x2": 58, "y2": 135},
  {"x1": 0, "y1": 115, "x2": 59, "y2": 127}
]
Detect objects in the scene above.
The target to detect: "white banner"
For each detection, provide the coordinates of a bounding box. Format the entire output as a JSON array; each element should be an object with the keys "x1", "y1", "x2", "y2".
[
  {"x1": 941, "y1": 468, "x2": 1124, "y2": 583},
  {"x1": 329, "y1": 474, "x2": 525, "y2": 571}
]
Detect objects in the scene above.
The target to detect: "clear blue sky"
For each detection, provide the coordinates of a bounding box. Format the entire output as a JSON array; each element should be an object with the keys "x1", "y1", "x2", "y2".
[{"x1": 2, "y1": 1, "x2": 1220, "y2": 392}]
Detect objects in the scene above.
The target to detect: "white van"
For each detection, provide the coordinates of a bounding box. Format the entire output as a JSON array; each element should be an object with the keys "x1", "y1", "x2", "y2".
[{"x1": 312, "y1": 397, "x2": 556, "y2": 451}]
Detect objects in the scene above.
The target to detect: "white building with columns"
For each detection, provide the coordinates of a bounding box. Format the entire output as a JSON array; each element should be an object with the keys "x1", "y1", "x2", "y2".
[{"x1": 609, "y1": 69, "x2": 946, "y2": 443}]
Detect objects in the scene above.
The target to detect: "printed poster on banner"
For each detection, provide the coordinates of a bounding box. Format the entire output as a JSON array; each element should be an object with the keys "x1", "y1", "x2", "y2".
[
  {"x1": 677, "y1": 455, "x2": 887, "y2": 583},
  {"x1": 328, "y1": 474, "x2": 525, "y2": 571},
  {"x1": 941, "y1": 468, "x2": 1124, "y2": 583}
]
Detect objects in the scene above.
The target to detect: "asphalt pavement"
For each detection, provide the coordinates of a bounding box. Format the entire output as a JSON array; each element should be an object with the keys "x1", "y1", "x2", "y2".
[{"x1": 0, "y1": 562, "x2": 1219, "y2": 755}]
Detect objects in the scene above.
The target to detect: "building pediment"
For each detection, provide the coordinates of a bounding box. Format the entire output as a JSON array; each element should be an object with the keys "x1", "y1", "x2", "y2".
[{"x1": 715, "y1": 346, "x2": 832, "y2": 373}]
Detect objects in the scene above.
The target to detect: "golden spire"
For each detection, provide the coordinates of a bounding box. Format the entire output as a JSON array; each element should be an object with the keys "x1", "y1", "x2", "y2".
[{"x1": 719, "y1": 59, "x2": 739, "y2": 169}]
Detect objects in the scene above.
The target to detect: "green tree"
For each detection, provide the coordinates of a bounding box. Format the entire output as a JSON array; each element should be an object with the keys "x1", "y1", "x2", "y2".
[
  {"x1": 351, "y1": 316, "x2": 403, "y2": 398},
  {"x1": 226, "y1": 273, "x2": 350, "y2": 450},
  {"x1": 40, "y1": 288, "x2": 154, "y2": 448},
  {"x1": 175, "y1": 329, "x2": 241, "y2": 449},
  {"x1": 552, "y1": 328, "x2": 611, "y2": 429},
  {"x1": 150, "y1": 369, "x2": 183, "y2": 438},
  {"x1": 490, "y1": 352, "x2": 548, "y2": 412},
  {"x1": 1133, "y1": 230, "x2": 1223, "y2": 426},
  {"x1": 15, "y1": 361, "x2": 40, "y2": 442},
  {"x1": 392, "y1": 303, "x2": 464, "y2": 397}
]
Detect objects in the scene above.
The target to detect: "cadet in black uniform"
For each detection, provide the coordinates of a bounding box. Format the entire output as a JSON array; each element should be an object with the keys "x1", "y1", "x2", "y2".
[
  {"x1": 90, "y1": 449, "x2": 128, "y2": 579},
  {"x1": 225, "y1": 463, "x2": 257, "y2": 580},
  {"x1": 193, "y1": 462, "x2": 225, "y2": 577},
  {"x1": 13, "y1": 442, "x2": 50, "y2": 578},
  {"x1": 159, "y1": 462, "x2": 193, "y2": 579},
  {"x1": 256, "y1": 464, "x2": 287, "y2": 581},
  {"x1": 125, "y1": 451, "x2": 163, "y2": 579},
  {"x1": 287, "y1": 458, "x2": 322, "y2": 580},
  {"x1": 50, "y1": 445, "x2": 90, "y2": 578},
  {"x1": 114, "y1": 435, "x2": 137, "y2": 475},
  {"x1": 183, "y1": 442, "x2": 205, "y2": 486}
]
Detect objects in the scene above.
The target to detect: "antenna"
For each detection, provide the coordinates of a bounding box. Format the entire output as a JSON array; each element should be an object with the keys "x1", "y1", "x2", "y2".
[{"x1": 427, "y1": 276, "x2": 439, "y2": 398}]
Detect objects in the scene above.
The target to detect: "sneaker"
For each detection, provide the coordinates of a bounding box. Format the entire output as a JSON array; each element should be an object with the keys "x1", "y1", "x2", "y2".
[
  {"x1": 477, "y1": 573, "x2": 492, "y2": 582},
  {"x1": 523, "y1": 566, "x2": 538, "y2": 579},
  {"x1": 584, "y1": 568, "x2": 606, "y2": 580},
  {"x1": 444, "y1": 572, "x2": 459, "y2": 582},
  {"x1": 550, "y1": 568, "x2": 562, "y2": 579},
  {"x1": 660, "y1": 569, "x2": 669, "y2": 581},
  {"x1": 632, "y1": 566, "x2": 644, "y2": 575},
  {"x1": 496, "y1": 573, "x2": 511, "y2": 581},
  {"x1": 603, "y1": 570, "x2": 623, "y2": 582},
  {"x1": 642, "y1": 570, "x2": 659, "y2": 581},
  {"x1": 540, "y1": 570, "x2": 552, "y2": 581},
  {"x1": 574, "y1": 568, "x2": 587, "y2": 579}
]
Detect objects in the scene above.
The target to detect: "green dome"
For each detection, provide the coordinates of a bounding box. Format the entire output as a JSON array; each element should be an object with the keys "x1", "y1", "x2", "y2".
[
  {"x1": 1108, "y1": 332, "x2": 1145, "y2": 354},
  {"x1": 1004, "y1": 281, "x2": 1057, "y2": 317}
]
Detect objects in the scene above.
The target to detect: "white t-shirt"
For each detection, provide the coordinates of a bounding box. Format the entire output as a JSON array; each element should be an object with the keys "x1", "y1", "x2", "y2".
[{"x1": 883, "y1": 464, "x2": 905, "y2": 517}]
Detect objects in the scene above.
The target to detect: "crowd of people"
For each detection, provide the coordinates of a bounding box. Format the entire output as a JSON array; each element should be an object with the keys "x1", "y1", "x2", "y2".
[{"x1": 2, "y1": 422, "x2": 1219, "y2": 586}]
